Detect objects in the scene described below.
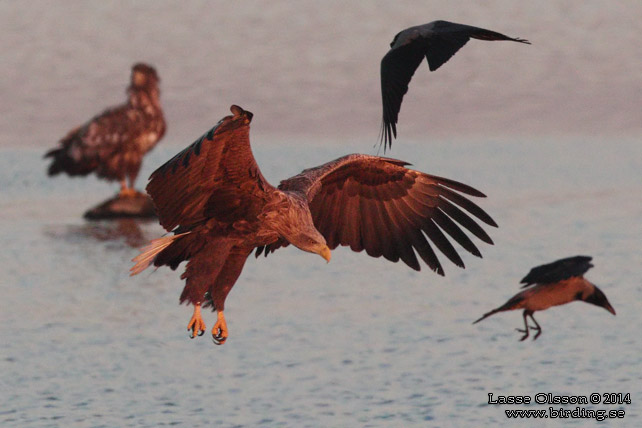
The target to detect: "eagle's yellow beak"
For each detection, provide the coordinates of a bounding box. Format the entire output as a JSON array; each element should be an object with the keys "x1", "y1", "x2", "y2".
[{"x1": 319, "y1": 245, "x2": 332, "y2": 263}]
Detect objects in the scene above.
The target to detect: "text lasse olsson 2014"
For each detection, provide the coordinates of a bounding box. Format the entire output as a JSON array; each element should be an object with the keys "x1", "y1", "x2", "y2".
[{"x1": 488, "y1": 392, "x2": 630, "y2": 405}]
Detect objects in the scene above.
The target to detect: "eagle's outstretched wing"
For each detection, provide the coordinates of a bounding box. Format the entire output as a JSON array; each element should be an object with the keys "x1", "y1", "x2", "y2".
[
  {"x1": 146, "y1": 105, "x2": 274, "y2": 231},
  {"x1": 273, "y1": 154, "x2": 497, "y2": 275}
]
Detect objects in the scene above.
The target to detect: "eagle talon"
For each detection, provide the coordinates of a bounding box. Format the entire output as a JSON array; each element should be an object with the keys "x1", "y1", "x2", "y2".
[
  {"x1": 118, "y1": 180, "x2": 138, "y2": 198},
  {"x1": 118, "y1": 188, "x2": 138, "y2": 198},
  {"x1": 187, "y1": 325, "x2": 206, "y2": 339},
  {"x1": 212, "y1": 327, "x2": 227, "y2": 345},
  {"x1": 211, "y1": 311, "x2": 228, "y2": 345},
  {"x1": 212, "y1": 333, "x2": 226, "y2": 345},
  {"x1": 187, "y1": 303, "x2": 206, "y2": 339}
]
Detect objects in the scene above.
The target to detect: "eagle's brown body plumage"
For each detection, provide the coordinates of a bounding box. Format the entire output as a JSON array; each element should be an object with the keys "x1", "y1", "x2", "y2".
[
  {"x1": 132, "y1": 105, "x2": 497, "y2": 344},
  {"x1": 45, "y1": 63, "x2": 166, "y2": 195}
]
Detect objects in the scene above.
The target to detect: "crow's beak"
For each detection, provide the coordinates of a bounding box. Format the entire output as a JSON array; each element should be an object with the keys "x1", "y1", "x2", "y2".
[{"x1": 604, "y1": 302, "x2": 616, "y2": 316}]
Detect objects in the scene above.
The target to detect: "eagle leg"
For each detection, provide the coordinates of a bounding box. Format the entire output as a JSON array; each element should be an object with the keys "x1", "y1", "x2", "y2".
[
  {"x1": 211, "y1": 311, "x2": 228, "y2": 345},
  {"x1": 187, "y1": 303, "x2": 206, "y2": 339},
  {"x1": 119, "y1": 179, "x2": 137, "y2": 198}
]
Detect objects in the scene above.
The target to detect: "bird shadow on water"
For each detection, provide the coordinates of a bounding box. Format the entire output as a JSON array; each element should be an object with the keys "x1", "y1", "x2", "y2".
[{"x1": 43, "y1": 218, "x2": 154, "y2": 249}]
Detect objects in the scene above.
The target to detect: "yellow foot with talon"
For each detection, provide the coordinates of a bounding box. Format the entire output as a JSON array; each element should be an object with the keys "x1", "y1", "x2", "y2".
[
  {"x1": 118, "y1": 187, "x2": 138, "y2": 198},
  {"x1": 212, "y1": 311, "x2": 228, "y2": 345},
  {"x1": 187, "y1": 303, "x2": 206, "y2": 339}
]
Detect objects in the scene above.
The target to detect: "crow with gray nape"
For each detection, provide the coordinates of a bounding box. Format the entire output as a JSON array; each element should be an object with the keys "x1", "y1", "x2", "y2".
[{"x1": 473, "y1": 256, "x2": 616, "y2": 341}]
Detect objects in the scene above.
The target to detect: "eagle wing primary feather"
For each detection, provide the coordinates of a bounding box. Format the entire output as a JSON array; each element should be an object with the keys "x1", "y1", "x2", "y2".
[
  {"x1": 146, "y1": 106, "x2": 274, "y2": 231},
  {"x1": 279, "y1": 154, "x2": 497, "y2": 275}
]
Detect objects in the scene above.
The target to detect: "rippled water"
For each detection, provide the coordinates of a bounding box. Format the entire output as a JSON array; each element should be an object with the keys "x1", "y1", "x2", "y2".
[
  {"x1": 2, "y1": 1, "x2": 642, "y2": 427},
  {"x1": 2, "y1": 136, "x2": 641, "y2": 427}
]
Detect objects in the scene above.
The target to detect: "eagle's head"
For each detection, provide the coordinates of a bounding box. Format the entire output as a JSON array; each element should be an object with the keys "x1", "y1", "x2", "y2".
[{"x1": 131, "y1": 63, "x2": 160, "y2": 90}]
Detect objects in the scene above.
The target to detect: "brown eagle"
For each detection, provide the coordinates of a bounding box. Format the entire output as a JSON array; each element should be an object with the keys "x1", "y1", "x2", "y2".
[
  {"x1": 45, "y1": 63, "x2": 166, "y2": 197},
  {"x1": 131, "y1": 105, "x2": 497, "y2": 345},
  {"x1": 473, "y1": 256, "x2": 616, "y2": 341},
  {"x1": 380, "y1": 20, "x2": 530, "y2": 150}
]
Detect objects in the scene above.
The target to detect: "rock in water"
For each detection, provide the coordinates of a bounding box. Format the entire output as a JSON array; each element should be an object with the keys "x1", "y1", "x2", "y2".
[{"x1": 84, "y1": 191, "x2": 156, "y2": 220}]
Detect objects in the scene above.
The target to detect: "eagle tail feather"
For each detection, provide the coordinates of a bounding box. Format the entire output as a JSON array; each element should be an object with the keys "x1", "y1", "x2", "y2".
[{"x1": 130, "y1": 232, "x2": 191, "y2": 275}]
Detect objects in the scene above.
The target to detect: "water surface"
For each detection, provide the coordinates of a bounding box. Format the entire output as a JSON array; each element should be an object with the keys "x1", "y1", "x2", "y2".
[{"x1": 2, "y1": 137, "x2": 641, "y2": 427}]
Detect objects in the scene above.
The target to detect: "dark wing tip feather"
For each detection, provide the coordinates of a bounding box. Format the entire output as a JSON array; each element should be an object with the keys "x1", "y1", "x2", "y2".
[
  {"x1": 438, "y1": 187, "x2": 497, "y2": 228},
  {"x1": 412, "y1": 169, "x2": 497, "y2": 268},
  {"x1": 429, "y1": 174, "x2": 487, "y2": 198},
  {"x1": 464, "y1": 24, "x2": 531, "y2": 45},
  {"x1": 471, "y1": 32, "x2": 531, "y2": 45},
  {"x1": 519, "y1": 255, "x2": 593, "y2": 286},
  {"x1": 378, "y1": 119, "x2": 395, "y2": 153},
  {"x1": 423, "y1": 175, "x2": 498, "y2": 228}
]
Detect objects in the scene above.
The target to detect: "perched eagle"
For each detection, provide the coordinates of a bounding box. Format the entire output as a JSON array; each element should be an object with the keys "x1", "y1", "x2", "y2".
[
  {"x1": 45, "y1": 63, "x2": 166, "y2": 197},
  {"x1": 131, "y1": 105, "x2": 497, "y2": 345},
  {"x1": 380, "y1": 20, "x2": 530, "y2": 150},
  {"x1": 473, "y1": 256, "x2": 616, "y2": 341}
]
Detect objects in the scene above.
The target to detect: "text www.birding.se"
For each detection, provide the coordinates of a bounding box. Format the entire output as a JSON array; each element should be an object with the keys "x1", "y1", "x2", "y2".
[{"x1": 504, "y1": 407, "x2": 625, "y2": 421}]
